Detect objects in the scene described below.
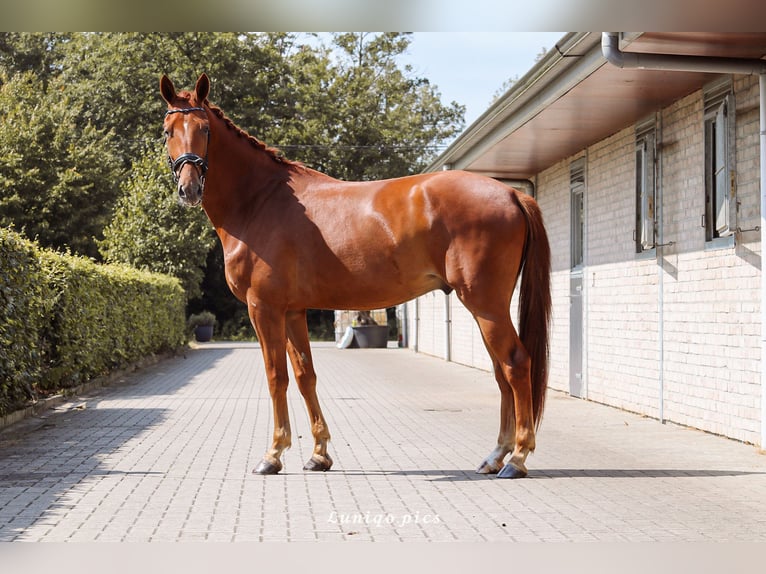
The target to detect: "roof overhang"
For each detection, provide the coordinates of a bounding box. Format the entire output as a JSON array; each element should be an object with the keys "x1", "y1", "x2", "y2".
[{"x1": 427, "y1": 32, "x2": 766, "y2": 180}]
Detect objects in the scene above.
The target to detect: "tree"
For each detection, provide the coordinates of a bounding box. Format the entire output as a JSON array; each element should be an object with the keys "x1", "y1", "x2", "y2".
[
  {"x1": 0, "y1": 33, "x2": 71, "y2": 89},
  {"x1": 0, "y1": 71, "x2": 123, "y2": 258},
  {"x1": 2, "y1": 32, "x2": 467, "y2": 331},
  {"x1": 53, "y1": 33, "x2": 268, "y2": 167},
  {"x1": 99, "y1": 142, "x2": 215, "y2": 299},
  {"x1": 318, "y1": 32, "x2": 465, "y2": 181}
]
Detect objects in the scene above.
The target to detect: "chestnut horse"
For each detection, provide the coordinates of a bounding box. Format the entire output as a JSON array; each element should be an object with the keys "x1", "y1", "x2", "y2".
[{"x1": 161, "y1": 74, "x2": 551, "y2": 479}]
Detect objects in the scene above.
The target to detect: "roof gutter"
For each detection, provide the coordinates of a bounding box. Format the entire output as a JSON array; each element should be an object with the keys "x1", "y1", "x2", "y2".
[
  {"x1": 602, "y1": 32, "x2": 766, "y2": 448},
  {"x1": 601, "y1": 32, "x2": 766, "y2": 75},
  {"x1": 426, "y1": 32, "x2": 600, "y2": 175}
]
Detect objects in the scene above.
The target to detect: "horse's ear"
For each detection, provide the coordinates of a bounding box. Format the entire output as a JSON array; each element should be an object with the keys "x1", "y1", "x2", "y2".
[
  {"x1": 160, "y1": 75, "x2": 176, "y2": 104},
  {"x1": 195, "y1": 73, "x2": 210, "y2": 103}
]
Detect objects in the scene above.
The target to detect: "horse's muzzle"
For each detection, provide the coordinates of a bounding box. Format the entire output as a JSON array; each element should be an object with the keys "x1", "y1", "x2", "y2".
[
  {"x1": 177, "y1": 178, "x2": 203, "y2": 207},
  {"x1": 176, "y1": 162, "x2": 205, "y2": 207},
  {"x1": 169, "y1": 152, "x2": 207, "y2": 207}
]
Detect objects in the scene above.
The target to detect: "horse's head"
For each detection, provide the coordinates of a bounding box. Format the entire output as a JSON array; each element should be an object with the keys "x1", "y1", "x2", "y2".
[{"x1": 160, "y1": 74, "x2": 211, "y2": 207}]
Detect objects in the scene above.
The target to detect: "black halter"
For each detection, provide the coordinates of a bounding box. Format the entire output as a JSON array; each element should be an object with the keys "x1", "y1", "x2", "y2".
[{"x1": 164, "y1": 107, "x2": 210, "y2": 192}]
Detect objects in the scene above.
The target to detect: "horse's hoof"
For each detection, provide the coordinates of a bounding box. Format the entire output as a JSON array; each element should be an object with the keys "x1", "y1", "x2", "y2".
[
  {"x1": 303, "y1": 455, "x2": 332, "y2": 472},
  {"x1": 497, "y1": 463, "x2": 527, "y2": 479},
  {"x1": 475, "y1": 460, "x2": 501, "y2": 474},
  {"x1": 253, "y1": 459, "x2": 282, "y2": 475}
]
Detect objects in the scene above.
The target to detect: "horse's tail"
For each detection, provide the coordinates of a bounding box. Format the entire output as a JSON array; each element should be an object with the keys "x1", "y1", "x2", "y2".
[{"x1": 515, "y1": 191, "x2": 552, "y2": 429}]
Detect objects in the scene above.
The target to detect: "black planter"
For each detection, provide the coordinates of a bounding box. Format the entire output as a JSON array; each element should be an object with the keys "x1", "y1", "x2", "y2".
[
  {"x1": 194, "y1": 325, "x2": 214, "y2": 342},
  {"x1": 351, "y1": 325, "x2": 388, "y2": 348}
]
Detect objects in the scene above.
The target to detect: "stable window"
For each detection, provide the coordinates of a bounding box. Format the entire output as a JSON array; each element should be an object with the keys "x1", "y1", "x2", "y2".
[
  {"x1": 570, "y1": 159, "x2": 585, "y2": 269},
  {"x1": 703, "y1": 79, "x2": 736, "y2": 242},
  {"x1": 635, "y1": 117, "x2": 657, "y2": 252}
]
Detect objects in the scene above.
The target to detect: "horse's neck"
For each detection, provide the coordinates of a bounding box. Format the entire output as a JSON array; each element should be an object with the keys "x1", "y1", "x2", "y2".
[{"x1": 203, "y1": 124, "x2": 291, "y2": 228}]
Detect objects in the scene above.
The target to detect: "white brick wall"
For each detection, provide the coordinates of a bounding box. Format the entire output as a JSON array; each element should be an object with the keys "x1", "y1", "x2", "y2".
[
  {"x1": 405, "y1": 75, "x2": 762, "y2": 446},
  {"x1": 656, "y1": 80, "x2": 761, "y2": 443},
  {"x1": 584, "y1": 127, "x2": 662, "y2": 416},
  {"x1": 448, "y1": 292, "x2": 493, "y2": 371},
  {"x1": 536, "y1": 160, "x2": 573, "y2": 394},
  {"x1": 408, "y1": 291, "x2": 447, "y2": 360}
]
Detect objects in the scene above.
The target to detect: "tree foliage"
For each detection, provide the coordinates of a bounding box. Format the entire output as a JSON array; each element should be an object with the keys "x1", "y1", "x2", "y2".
[
  {"x1": 0, "y1": 71, "x2": 122, "y2": 258},
  {"x1": 323, "y1": 33, "x2": 464, "y2": 180},
  {"x1": 0, "y1": 33, "x2": 70, "y2": 88},
  {"x1": 1, "y1": 32, "x2": 466, "y2": 327},
  {"x1": 99, "y1": 143, "x2": 216, "y2": 300}
]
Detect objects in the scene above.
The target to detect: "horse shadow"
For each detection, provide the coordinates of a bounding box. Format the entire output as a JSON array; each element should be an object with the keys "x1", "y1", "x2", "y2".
[{"x1": 302, "y1": 467, "x2": 765, "y2": 482}]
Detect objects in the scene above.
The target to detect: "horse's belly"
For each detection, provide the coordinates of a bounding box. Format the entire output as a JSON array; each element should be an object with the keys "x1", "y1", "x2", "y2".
[{"x1": 302, "y1": 267, "x2": 445, "y2": 310}]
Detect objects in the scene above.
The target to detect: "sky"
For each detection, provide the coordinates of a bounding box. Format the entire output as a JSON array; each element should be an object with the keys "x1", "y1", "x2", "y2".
[{"x1": 402, "y1": 32, "x2": 564, "y2": 128}]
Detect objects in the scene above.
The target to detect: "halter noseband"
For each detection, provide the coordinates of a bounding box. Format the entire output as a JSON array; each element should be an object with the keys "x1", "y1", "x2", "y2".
[{"x1": 164, "y1": 107, "x2": 210, "y2": 196}]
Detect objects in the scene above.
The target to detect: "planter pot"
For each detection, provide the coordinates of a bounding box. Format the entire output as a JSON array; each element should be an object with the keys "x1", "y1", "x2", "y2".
[
  {"x1": 351, "y1": 325, "x2": 388, "y2": 348},
  {"x1": 194, "y1": 324, "x2": 214, "y2": 342}
]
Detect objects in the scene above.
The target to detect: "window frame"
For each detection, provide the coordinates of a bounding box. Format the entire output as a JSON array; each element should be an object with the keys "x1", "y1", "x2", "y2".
[
  {"x1": 570, "y1": 159, "x2": 585, "y2": 270},
  {"x1": 635, "y1": 116, "x2": 657, "y2": 253},
  {"x1": 703, "y1": 78, "x2": 736, "y2": 244}
]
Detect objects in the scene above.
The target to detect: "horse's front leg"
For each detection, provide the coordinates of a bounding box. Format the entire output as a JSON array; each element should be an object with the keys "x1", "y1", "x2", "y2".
[
  {"x1": 250, "y1": 303, "x2": 291, "y2": 475},
  {"x1": 286, "y1": 310, "x2": 333, "y2": 472}
]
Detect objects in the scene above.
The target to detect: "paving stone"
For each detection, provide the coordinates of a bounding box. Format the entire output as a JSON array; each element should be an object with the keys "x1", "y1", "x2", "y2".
[{"x1": 1, "y1": 342, "x2": 765, "y2": 542}]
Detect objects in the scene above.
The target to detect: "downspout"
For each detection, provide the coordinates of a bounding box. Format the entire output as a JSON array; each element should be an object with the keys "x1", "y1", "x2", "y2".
[
  {"x1": 760, "y1": 74, "x2": 766, "y2": 448},
  {"x1": 445, "y1": 293, "x2": 452, "y2": 362},
  {"x1": 399, "y1": 303, "x2": 408, "y2": 348},
  {"x1": 413, "y1": 298, "x2": 419, "y2": 353},
  {"x1": 443, "y1": 162, "x2": 453, "y2": 362},
  {"x1": 602, "y1": 32, "x2": 766, "y2": 447},
  {"x1": 656, "y1": 111, "x2": 665, "y2": 424},
  {"x1": 602, "y1": 32, "x2": 766, "y2": 75}
]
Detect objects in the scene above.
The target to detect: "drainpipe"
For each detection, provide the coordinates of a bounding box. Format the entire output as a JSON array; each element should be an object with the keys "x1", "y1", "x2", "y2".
[
  {"x1": 602, "y1": 33, "x2": 766, "y2": 448},
  {"x1": 602, "y1": 33, "x2": 766, "y2": 75},
  {"x1": 445, "y1": 293, "x2": 452, "y2": 362},
  {"x1": 413, "y1": 298, "x2": 419, "y2": 353},
  {"x1": 656, "y1": 111, "x2": 665, "y2": 424},
  {"x1": 398, "y1": 303, "x2": 408, "y2": 348},
  {"x1": 442, "y1": 163, "x2": 453, "y2": 362},
  {"x1": 760, "y1": 73, "x2": 766, "y2": 448}
]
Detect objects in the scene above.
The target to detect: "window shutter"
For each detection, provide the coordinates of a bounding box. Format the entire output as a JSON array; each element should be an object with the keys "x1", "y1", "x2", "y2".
[
  {"x1": 635, "y1": 116, "x2": 657, "y2": 252},
  {"x1": 714, "y1": 97, "x2": 731, "y2": 237},
  {"x1": 570, "y1": 159, "x2": 585, "y2": 269},
  {"x1": 640, "y1": 132, "x2": 656, "y2": 249},
  {"x1": 704, "y1": 78, "x2": 735, "y2": 241}
]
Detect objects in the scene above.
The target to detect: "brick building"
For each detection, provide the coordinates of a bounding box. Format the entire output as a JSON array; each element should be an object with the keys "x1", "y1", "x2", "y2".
[{"x1": 402, "y1": 33, "x2": 766, "y2": 447}]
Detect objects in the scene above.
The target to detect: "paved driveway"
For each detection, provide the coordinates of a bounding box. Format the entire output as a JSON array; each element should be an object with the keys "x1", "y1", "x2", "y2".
[{"x1": 1, "y1": 342, "x2": 765, "y2": 542}]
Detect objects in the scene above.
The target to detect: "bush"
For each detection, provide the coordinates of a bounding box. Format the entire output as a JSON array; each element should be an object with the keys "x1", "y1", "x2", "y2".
[
  {"x1": 1, "y1": 227, "x2": 186, "y2": 415},
  {"x1": 0, "y1": 229, "x2": 47, "y2": 413},
  {"x1": 187, "y1": 311, "x2": 216, "y2": 331},
  {"x1": 39, "y1": 251, "x2": 186, "y2": 391}
]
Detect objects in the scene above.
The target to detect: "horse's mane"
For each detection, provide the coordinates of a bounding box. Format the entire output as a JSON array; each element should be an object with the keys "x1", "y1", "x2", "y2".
[{"x1": 177, "y1": 91, "x2": 302, "y2": 169}]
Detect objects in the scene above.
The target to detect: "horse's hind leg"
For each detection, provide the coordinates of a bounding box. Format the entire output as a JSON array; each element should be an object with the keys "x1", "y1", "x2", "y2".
[
  {"x1": 475, "y1": 358, "x2": 515, "y2": 474},
  {"x1": 286, "y1": 310, "x2": 333, "y2": 472},
  {"x1": 474, "y1": 313, "x2": 535, "y2": 479}
]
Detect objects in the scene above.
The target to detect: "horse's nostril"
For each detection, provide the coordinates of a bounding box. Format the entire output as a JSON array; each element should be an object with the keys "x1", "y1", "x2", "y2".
[{"x1": 178, "y1": 187, "x2": 186, "y2": 199}]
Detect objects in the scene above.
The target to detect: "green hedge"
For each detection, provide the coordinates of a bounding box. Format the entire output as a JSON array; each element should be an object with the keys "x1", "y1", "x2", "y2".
[
  {"x1": 1, "y1": 228, "x2": 186, "y2": 415},
  {"x1": 0, "y1": 229, "x2": 47, "y2": 413}
]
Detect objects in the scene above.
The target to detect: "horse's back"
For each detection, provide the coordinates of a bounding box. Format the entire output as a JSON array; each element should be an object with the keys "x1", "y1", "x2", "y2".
[{"x1": 274, "y1": 169, "x2": 530, "y2": 309}]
